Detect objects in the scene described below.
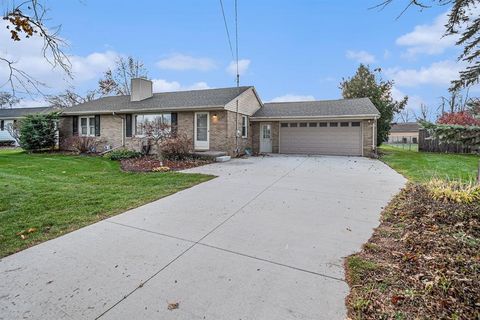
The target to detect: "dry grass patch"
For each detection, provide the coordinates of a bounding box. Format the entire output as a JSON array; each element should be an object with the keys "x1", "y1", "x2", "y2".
[{"x1": 345, "y1": 183, "x2": 480, "y2": 320}]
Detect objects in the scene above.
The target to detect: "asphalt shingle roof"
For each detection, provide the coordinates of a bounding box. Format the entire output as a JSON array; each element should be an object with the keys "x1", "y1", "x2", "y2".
[
  {"x1": 390, "y1": 122, "x2": 420, "y2": 133},
  {"x1": 62, "y1": 86, "x2": 252, "y2": 115},
  {"x1": 252, "y1": 98, "x2": 379, "y2": 118},
  {"x1": 0, "y1": 107, "x2": 51, "y2": 119}
]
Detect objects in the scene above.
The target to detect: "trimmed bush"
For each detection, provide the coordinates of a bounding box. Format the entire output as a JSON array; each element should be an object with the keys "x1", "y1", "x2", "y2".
[
  {"x1": 66, "y1": 136, "x2": 100, "y2": 154},
  {"x1": 19, "y1": 112, "x2": 59, "y2": 151},
  {"x1": 161, "y1": 134, "x2": 192, "y2": 160},
  {"x1": 106, "y1": 148, "x2": 142, "y2": 161}
]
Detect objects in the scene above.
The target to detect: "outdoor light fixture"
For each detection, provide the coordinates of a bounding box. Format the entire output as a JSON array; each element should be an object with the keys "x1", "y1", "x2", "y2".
[{"x1": 212, "y1": 113, "x2": 218, "y2": 123}]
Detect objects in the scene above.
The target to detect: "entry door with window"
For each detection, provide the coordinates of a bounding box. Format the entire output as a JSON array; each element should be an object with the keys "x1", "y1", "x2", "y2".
[
  {"x1": 194, "y1": 112, "x2": 209, "y2": 150},
  {"x1": 260, "y1": 123, "x2": 272, "y2": 153}
]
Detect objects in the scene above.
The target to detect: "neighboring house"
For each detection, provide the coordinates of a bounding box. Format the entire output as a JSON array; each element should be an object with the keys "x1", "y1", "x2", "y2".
[
  {"x1": 59, "y1": 78, "x2": 380, "y2": 157},
  {"x1": 0, "y1": 107, "x2": 51, "y2": 145},
  {"x1": 388, "y1": 122, "x2": 420, "y2": 144}
]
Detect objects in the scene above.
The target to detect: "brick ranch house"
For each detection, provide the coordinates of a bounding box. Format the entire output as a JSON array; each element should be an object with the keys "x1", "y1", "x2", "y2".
[{"x1": 59, "y1": 78, "x2": 379, "y2": 157}]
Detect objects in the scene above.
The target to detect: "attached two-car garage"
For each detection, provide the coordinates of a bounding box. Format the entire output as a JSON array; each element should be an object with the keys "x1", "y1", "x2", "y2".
[
  {"x1": 279, "y1": 121, "x2": 363, "y2": 156},
  {"x1": 251, "y1": 98, "x2": 380, "y2": 157}
]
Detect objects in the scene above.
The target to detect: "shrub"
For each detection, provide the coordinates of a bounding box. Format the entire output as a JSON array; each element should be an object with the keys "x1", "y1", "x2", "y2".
[
  {"x1": 66, "y1": 136, "x2": 100, "y2": 154},
  {"x1": 426, "y1": 179, "x2": 480, "y2": 203},
  {"x1": 160, "y1": 134, "x2": 192, "y2": 160},
  {"x1": 438, "y1": 111, "x2": 480, "y2": 126},
  {"x1": 19, "y1": 112, "x2": 59, "y2": 151},
  {"x1": 106, "y1": 148, "x2": 142, "y2": 160}
]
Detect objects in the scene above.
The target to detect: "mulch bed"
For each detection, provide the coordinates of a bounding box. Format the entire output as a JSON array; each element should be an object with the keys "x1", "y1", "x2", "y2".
[
  {"x1": 120, "y1": 156, "x2": 213, "y2": 172},
  {"x1": 345, "y1": 184, "x2": 480, "y2": 319}
]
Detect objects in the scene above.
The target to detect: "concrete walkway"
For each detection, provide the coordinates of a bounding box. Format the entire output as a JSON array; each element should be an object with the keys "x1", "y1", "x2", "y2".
[{"x1": 0, "y1": 155, "x2": 406, "y2": 319}]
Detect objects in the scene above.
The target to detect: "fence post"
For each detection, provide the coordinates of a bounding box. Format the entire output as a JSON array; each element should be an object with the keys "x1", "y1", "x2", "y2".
[{"x1": 477, "y1": 160, "x2": 480, "y2": 185}]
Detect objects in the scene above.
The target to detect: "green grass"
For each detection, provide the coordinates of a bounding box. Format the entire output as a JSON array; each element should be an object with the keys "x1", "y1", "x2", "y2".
[
  {"x1": 0, "y1": 149, "x2": 213, "y2": 257},
  {"x1": 346, "y1": 255, "x2": 378, "y2": 285},
  {"x1": 380, "y1": 144, "x2": 480, "y2": 183}
]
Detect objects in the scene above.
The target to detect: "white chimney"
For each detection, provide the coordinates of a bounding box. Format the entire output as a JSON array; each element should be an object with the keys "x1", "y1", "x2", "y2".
[{"x1": 130, "y1": 78, "x2": 153, "y2": 101}]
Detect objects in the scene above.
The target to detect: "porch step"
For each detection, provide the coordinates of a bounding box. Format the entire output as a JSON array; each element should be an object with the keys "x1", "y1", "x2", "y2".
[{"x1": 215, "y1": 155, "x2": 231, "y2": 162}]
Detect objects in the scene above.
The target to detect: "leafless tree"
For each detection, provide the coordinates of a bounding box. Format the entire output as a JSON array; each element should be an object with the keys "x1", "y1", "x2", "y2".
[
  {"x1": 439, "y1": 89, "x2": 470, "y2": 114},
  {"x1": 0, "y1": 92, "x2": 21, "y2": 108},
  {"x1": 1, "y1": 0, "x2": 71, "y2": 97},
  {"x1": 46, "y1": 89, "x2": 98, "y2": 108},
  {"x1": 373, "y1": 0, "x2": 480, "y2": 90},
  {"x1": 142, "y1": 119, "x2": 171, "y2": 164},
  {"x1": 398, "y1": 108, "x2": 412, "y2": 122},
  {"x1": 98, "y1": 56, "x2": 148, "y2": 95},
  {"x1": 414, "y1": 103, "x2": 432, "y2": 121},
  {"x1": 6, "y1": 121, "x2": 20, "y2": 145}
]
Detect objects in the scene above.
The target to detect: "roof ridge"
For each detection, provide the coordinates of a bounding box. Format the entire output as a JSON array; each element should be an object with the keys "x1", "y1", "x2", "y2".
[
  {"x1": 265, "y1": 97, "x2": 369, "y2": 104},
  {"x1": 152, "y1": 85, "x2": 251, "y2": 95}
]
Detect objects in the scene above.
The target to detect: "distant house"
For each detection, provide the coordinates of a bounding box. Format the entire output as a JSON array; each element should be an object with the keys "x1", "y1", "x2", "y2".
[
  {"x1": 0, "y1": 107, "x2": 51, "y2": 145},
  {"x1": 388, "y1": 122, "x2": 420, "y2": 144}
]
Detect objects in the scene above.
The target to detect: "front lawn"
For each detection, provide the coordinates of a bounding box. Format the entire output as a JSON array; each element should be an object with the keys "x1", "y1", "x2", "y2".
[
  {"x1": 0, "y1": 149, "x2": 213, "y2": 258},
  {"x1": 379, "y1": 144, "x2": 479, "y2": 183}
]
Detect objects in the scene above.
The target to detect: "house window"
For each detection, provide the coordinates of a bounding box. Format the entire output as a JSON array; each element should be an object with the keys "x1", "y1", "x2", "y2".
[
  {"x1": 281, "y1": 123, "x2": 288, "y2": 128},
  {"x1": 135, "y1": 114, "x2": 171, "y2": 136},
  {"x1": 241, "y1": 115, "x2": 248, "y2": 138},
  {"x1": 412, "y1": 137, "x2": 418, "y2": 144},
  {"x1": 80, "y1": 117, "x2": 95, "y2": 136},
  {"x1": 340, "y1": 122, "x2": 349, "y2": 127},
  {"x1": 0, "y1": 120, "x2": 4, "y2": 131},
  {"x1": 309, "y1": 122, "x2": 317, "y2": 127},
  {"x1": 319, "y1": 122, "x2": 327, "y2": 127},
  {"x1": 329, "y1": 122, "x2": 338, "y2": 127},
  {"x1": 351, "y1": 122, "x2": 361, "y2": 127}
]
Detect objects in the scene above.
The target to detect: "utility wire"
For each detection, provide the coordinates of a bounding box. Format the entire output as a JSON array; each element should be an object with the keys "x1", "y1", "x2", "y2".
[
  {"x1": 235, "y1": 0, "x2": 239, "y2": 87},
  {"x1": 219, "y1": 0, "x2": 235, "y2": 61}
]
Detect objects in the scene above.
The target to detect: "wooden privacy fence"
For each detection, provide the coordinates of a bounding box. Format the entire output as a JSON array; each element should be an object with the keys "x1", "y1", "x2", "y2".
[{"x1": 419, "y1": 129, "x2": 479, "y2": 154}]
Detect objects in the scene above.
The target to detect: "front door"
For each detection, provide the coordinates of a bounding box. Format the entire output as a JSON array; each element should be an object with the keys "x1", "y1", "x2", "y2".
[
  {"x1": 260, "y1": 123, "x2": 272, "y2": 153},
  {"x1": 194, "y1": 112, "x2": 209, "y2": 150}
]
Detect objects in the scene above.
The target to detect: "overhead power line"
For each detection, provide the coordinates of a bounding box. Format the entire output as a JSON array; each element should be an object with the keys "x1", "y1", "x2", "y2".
[{"x1": 219, "y1": 0, "x2": 235, "y2": 61}]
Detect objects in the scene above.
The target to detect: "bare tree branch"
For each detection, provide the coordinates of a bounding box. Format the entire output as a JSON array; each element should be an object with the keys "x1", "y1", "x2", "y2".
[{"x1": 1, "y1": 0, "x2": 71, "y2": 97}]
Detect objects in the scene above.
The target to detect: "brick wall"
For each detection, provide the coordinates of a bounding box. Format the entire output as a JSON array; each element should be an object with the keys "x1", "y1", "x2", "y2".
[
  {"x1": 59, "y1": 115, "x2": 123, "y2": 152},
  {"x1": 251, "y1": 121, "x2": 279, "y2": 154},
  {"x1": 362, "y1": 119, "x2": 376, "y2": 157},
  {"x1": 60, "y1": 111, "x2": 256, "y2": 156}
]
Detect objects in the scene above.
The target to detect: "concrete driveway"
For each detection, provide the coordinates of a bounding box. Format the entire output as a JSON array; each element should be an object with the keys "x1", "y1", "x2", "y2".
[{"x1": 0, "y1": 155, "x2": 405, "y2": 319}]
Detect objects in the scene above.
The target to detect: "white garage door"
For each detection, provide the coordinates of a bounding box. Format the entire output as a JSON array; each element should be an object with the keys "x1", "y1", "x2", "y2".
[{"x1": 280, "y1": 121, "x2": 363, "y2": 156}]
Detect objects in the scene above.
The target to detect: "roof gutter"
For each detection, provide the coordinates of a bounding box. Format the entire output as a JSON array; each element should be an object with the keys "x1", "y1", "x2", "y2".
[{"x1": 61, "y1": 105, "x2": 226, "y2": 116}]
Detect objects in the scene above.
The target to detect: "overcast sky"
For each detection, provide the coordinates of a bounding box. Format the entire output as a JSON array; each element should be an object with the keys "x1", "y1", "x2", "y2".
[{"x1": 2, "y1": 1, "x2": 478, "y2": 119}]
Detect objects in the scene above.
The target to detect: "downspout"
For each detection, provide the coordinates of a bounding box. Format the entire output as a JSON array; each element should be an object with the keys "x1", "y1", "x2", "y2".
[{"x1": 372, "y1": 117, "x2": 377, "y2": 152}]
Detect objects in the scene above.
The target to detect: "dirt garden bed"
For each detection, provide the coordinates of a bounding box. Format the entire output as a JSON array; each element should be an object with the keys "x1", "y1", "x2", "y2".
[
  {"x1": 120, "y1": 156, "x2": 213, "y2": 172},
  {"x1": 345, "y1": 184, "x2": 480, "y2": 319}
]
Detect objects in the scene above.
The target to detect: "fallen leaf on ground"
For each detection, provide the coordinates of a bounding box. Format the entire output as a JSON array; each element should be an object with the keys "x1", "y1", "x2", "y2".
[{"x1": 167, "y1": 302, "x2": 179, "y2": 310}]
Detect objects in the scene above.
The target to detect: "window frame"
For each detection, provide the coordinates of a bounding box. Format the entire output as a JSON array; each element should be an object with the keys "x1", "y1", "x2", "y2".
[
  {"x1": 241, "y1": 115, "x2": 248, "y2": 138},
  {"x1": 79, "y1": 116, "x2": 96, "y2": 137},
  {"x1": 134, "y1": 113, "x2": 172, "y2": 137}
]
